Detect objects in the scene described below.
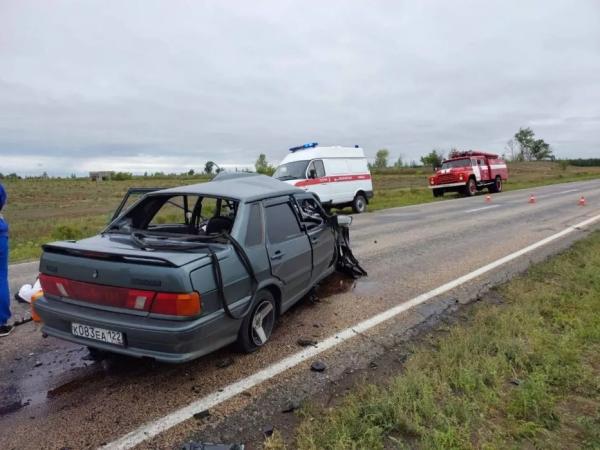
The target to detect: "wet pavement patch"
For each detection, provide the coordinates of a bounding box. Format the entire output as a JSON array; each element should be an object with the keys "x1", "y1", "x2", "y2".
[
  {"x1": 315, "y1": 272, "x2": 381, "y2": 298},
  {"x1": 0, "y1": 385, "x2": 23, "y2": 416}
]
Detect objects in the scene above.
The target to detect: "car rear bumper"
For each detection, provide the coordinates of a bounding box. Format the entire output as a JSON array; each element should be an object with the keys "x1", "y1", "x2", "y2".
[{"x1": 35, "y1": 295, "x2": 239, "y2": 363}]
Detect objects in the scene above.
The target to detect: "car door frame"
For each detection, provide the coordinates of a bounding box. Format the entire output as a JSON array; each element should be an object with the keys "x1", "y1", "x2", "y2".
[
  {"x1": 262, "y1": 196, "x2": 313, "y2": 311},
  {"x1": 292, "y1": 193, "x2": 337, "y2": 285}
]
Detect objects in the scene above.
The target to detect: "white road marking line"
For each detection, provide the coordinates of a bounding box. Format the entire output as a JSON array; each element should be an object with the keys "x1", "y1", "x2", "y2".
[
  {"x1": 102, "y1": 212, "x2": 600, "y2": 450},
  {"x1": 465, "y1": 204, "x2": 502, "y2": 213}
]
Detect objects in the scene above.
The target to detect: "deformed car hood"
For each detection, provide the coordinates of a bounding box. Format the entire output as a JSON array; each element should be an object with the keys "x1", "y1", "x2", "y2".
[{"x1": 43, "y1": 234, "x2": 214, "y2": 268}]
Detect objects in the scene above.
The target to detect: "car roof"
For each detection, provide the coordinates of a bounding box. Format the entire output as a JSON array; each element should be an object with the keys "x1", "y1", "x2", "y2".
[{"x1": 154, "y1": 173, "x2": 304, "y2": 203}]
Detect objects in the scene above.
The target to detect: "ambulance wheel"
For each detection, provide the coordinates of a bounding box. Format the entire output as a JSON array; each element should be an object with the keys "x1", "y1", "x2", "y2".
[
  {"x1": 489, "y1": 176, "x2": 502, "y2": 193},
  {"x1": 464, "y1": 178, "x2": 477, "y2": 196},
  {"x1": 352, "y1": 194, "x2": 367, "y2": 213},
  {"x1": 433, "y1": 189, "x2": 444, "y2": 198},
  {"x1": 237, "y1": 290, "x2": 277, "y2": 353}
]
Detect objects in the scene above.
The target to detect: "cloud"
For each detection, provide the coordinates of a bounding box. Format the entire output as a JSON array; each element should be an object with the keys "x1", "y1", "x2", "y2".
[{"x1": 0, "y1": 0, "x2": 599, "y2": 175}]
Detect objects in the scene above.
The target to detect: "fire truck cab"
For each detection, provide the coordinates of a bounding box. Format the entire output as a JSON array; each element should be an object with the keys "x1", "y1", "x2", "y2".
[{"x1": 428, "y1": 150, "x2": 508, "y2": 197}]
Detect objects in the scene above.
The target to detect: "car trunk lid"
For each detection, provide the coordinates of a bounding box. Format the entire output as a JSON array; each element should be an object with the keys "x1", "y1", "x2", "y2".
[{"x1": 39, "y1": 234, "x2": 214, "y2": 316}]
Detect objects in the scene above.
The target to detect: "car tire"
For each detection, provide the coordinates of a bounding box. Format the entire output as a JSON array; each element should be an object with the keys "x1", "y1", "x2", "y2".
[
  {"x1": 352, "y1": 194, "x2": 367, "y2": 213},
  {"x1": 464, "y1": 178, "x2": 477, "y2": 196},
  {"x1": 433, "y1": 188, "x2": 444, "y2": 198},
  {"x1": 237, "y1": 290, "x2": 277, "y2": 353},
  {"x1": 488, "y1": 176, "x2": 502, "y2": 193}
]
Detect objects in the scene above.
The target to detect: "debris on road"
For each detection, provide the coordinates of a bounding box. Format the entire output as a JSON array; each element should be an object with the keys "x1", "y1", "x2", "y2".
[
  {"x1": 193, "y1": 409, "x2": 211, "y2": 420},
  {"x1": 281, "y1": 400, "x2": 301, "y2": 413},
  {"x1": 215, "y1": 357, "x2": 234, "y2": 369},
  {"x1": 262, "y1": 424, "x2": 274, "y2": 437},
  {"x1": 310, "y1": 361, "x2": 327, "y2": 372},
  {"x1": 297, "y1": 338, "x2": 318, "y2": 347},
  {"x1": 12, "y1": 315, "x2": 33, "y2": 327}
]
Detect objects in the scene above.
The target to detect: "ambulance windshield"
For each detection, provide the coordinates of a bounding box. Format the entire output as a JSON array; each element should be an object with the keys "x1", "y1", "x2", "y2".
[{"x1": 273, "y1": 160, "x2": 310, "y2": 180}]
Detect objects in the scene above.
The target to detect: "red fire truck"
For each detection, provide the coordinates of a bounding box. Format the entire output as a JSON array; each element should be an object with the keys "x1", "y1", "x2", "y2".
[{"x1": 428, "y1": 150, "x2": 508, "y2": 197}]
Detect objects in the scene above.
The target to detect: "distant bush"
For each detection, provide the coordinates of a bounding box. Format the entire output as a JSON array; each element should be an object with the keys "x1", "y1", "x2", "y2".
[
  {"x1": 566, "y1": 158, "x2": 600, "y2": 167},
  {"x1": 112, "y1": 172, "x2": 133, "y2": 181}
]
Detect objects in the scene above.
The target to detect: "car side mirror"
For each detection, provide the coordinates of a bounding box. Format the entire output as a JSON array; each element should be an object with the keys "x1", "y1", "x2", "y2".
[
  {"x1": 309, "y1": 169, "x2": 317, "y2": 179},
  {"x1": 334, "y1": 215, "x2": 353, "y2": 227},
  {"x1": 434, "y1": 167, "x2": 439, "y2": 172}
]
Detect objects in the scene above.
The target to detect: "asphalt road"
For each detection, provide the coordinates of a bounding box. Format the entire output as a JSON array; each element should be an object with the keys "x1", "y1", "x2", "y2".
[{"x1": 1, "y1": 179, "x2": 600, "y2": 449}]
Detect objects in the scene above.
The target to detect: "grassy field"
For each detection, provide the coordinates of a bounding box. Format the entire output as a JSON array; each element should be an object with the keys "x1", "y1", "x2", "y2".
[
  {"x1": 266, "y1": 230, "x2": 600, "y2": 449},
  {"x1": 2, "y1": 162, "x2": 600, "y2": 262}
]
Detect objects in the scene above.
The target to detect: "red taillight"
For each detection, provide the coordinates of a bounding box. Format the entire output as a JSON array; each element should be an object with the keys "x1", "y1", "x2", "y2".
[
  {"x1": 150, "y1": 292, "x2": 201, "y2": 317},
  {"x1": 39, "y1": 274, "x2": 201, "y2": 317}
]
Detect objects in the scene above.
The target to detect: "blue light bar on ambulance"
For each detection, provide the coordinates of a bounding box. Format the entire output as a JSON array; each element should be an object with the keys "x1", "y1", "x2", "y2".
[{"x1": 289, "y1": 142, "x2": 318, "y2": 152}]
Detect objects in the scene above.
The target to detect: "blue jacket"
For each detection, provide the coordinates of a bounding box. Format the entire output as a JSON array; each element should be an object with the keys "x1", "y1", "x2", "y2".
[{"x1": 0, "y1": 183, "x2": 7, "y2": 237}]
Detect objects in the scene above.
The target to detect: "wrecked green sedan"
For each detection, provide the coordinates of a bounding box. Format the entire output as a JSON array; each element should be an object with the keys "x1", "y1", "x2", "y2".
[{"x1": 36, "y1": 174, "x2": 365, "y2": 363}]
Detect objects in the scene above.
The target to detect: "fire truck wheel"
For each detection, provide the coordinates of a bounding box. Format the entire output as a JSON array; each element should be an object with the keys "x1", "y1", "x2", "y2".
[
  {"x1": 465, "y1": 178, "x2": 477, "y2": 196},
  {"x1": 489, "y1": 176, "x2": 502, "y2": 193},
  {"x1": 352, "y1": 194, "x2": 367, "y2": 213},
  {"x1": 433, "y1": 189, "x2": 444, "y2": 198}
]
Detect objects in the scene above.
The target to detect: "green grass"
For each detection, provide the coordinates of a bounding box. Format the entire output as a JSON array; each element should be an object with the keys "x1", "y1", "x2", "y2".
[
  {"x1": 2, "y1": 161, "x2": 600, "y2": 262},
  {"x1": 2, "y1": 176, "x2": 211, "y2": 262},
  {"x1": 267, "y1": 231, "x2": 600, "y2": 450}
]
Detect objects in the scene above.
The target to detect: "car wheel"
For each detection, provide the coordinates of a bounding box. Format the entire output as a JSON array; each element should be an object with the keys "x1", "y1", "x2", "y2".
[
  {"x1": 237, "y1": 290, "x2": 277, "y2": 353},
  {"x1": 433, "y1": 188, "x2": 444, "y2": 198},
  {"x1": 464, "y1": 178, "x2": 477, "y2": 196},
  {"x1": 489, "y1": 176, "x2": 502, "y2": 193},
  {"x1": 352, "y1": 194, "x2": 367, "y2": 213}
]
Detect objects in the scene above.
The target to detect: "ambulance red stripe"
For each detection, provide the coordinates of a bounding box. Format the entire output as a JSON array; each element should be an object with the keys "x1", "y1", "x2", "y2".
[{"x1": 294, "y1": 173, "x2": 371, "y2": 187}]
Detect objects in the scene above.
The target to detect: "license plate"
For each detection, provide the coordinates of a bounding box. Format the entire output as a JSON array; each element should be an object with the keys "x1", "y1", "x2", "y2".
[{"x1": 71, "y1": 322, "x2": 124, "y2": 346}]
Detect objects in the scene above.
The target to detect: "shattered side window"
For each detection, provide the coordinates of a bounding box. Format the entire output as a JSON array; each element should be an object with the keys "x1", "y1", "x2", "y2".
[
  {"x1": 297, "y1": 196, "x2": 325, "y2": 229},
  {"x1": 149, "y1": 196, "x2": 189, "y2": 225}
]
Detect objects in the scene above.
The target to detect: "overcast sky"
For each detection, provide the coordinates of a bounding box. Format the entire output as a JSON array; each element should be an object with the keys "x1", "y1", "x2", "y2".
[{"x1": 1, "y1": 1, "x2": 599, "y2": 175}]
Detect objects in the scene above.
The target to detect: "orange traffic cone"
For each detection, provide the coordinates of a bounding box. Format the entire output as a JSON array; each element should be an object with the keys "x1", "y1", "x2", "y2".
[
  {"x1": 485, "y1": 195, "x2": 491, "y2": 203},
  {"x1": 528, "y1": 194, "x2": 536, "y2": 204},
  {"x1": 579, "y1": 195, "x2": 586, "y2": 206}
]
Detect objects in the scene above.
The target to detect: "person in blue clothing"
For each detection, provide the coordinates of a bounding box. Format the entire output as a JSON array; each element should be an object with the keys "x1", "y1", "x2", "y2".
[{"x1": 0, "y1": 183, "x2": 12, "y2": 336}]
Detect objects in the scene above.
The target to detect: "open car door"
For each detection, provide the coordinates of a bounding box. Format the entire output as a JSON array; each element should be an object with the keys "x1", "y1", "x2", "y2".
[{"x1": 111, "y1": 187, "x2": 164, "y2": 222}]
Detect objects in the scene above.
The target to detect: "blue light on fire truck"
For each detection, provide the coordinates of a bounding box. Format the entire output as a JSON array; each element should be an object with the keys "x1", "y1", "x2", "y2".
[{"x1": 289, "y1": 142, "x2": 318, "y2": 152}]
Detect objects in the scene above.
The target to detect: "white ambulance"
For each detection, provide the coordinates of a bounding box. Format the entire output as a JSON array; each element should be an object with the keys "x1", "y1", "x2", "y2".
[{"x1": 273, "y1": 143, "x2": 374, "y2": 213}]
